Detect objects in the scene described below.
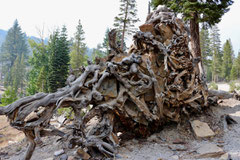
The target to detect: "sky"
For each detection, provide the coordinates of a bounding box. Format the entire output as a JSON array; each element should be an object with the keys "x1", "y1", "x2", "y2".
[{"x1": 0, "y1": 0, "x2": 239, "y2": 54}]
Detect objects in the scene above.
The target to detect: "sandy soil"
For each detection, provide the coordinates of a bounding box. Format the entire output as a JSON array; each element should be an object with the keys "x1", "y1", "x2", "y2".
[
  {"x1": 1, "y1": 99, "x2": 240, "y2": 160},
  {"x1": 0, "y1": 116, "x2": 25, "y2": 149}
]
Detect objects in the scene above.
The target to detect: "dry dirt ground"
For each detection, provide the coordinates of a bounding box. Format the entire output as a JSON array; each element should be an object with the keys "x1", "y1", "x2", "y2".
[{"x1": 0, "y1": 98, "x2": 240, "y2": 160}]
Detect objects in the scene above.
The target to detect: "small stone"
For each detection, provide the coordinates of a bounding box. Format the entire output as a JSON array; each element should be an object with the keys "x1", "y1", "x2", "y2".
[
  {"x1": 54, "y1": 149, "x2": 65, "y2": 156},
  {"x1": 44, "y1": 158, "x2": 53, "y2": 160},
  {"x1": 147, "y1": 134, "x2": 158, "y2": 142},
  {"x1": 171, "y1": 155, "x2": 179, "y2": 160},
  {"x1": 77, "y1": 148, "x2": 91, "y2": 159},
  {"x1": 67, "y1": 156, "x2": 74, "y2": 160},
  {"x1": 196, "y1": 143, "x2": 224, "y2": 158},
  {"x1": 60, "y1": 154, "x2": 68, "y2": 160},
  {"x1": 191, "y1": 120, "x2": 215, "y2": 138},
  {"x1": 220, "y1": 153, "x2": 229, "y2": 160}
]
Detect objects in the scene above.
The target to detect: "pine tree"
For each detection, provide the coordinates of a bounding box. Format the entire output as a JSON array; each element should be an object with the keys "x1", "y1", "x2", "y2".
[
  {"x1": 231, "y1": 52, "x2": 240, "y2": 80},
  {"x1": 151, "y1": 0, "x2": 233, "y2": 61},
  {"x1": 221, "y1": 39, "x2": 234, "y2": 81},
  {"x1": 58, "y1": 26, "x2": 70, "y2": 87},
  {"x1": 48, "y1": 30, "x2": 60, "y2": 92},
  {"x1": 230, "y1": 60, "x2": 238, "y2": 80},
  {"x1": 235, "y1": 52, "x2": 240, "y2": 79},
  {"x1": 200, "y1": 28, "x2": 211, "y2": 66},
  {"x1": 70, "y1": 20, "x2": 88, "y2": 69},
  {"x1": 200, "y1": 27, "x2": 211, "y2": 81},
  {"x1": 48, "y1": 26, "x2": 70, "y2": 92},
  {"x1": 211, "y1": 48, "x2": 221, "y2": 82},
  {"x1": 114, "y1": 0, "x2": 140, "y2": 50},
  {"x1": 102, "y1": 28, "x2": 111, "y2": 55},
  {"x1": 210, "y1": 25, "x2": 222, "y2": 82},
  {"x1": 0, "y1": 20, "x2": 29, "y2": 86}
]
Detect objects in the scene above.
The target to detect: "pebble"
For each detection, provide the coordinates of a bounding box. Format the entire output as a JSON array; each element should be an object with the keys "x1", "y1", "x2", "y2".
[{"x1": 54, "y1": 149, "x2": 65, "y2": 156}]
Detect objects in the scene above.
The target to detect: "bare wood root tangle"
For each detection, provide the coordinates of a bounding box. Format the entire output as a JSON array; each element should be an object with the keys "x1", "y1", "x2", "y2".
[{"x1": 0, "y1": 6, "x2": 219, "y2": 160}]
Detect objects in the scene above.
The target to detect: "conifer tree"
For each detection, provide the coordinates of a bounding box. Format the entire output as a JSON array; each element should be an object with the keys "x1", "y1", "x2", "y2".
[
  {"x1": 11, "y1": 54, "x2": 26, "y2": 92},
  {"x1": 200, "y1": 27, "x2": 211, "y2": 81},
  {"x1": 0, "y1": 20, "x2": 29, "y2": 87},
  {"x1": 114, "y1": 0, "x2": 140, "y2": 50},
  {"x1": 48, "y1": 30, "x2": 60, "y2": 92},
  {"x1": 210, "y1": 25, "x2": 222, "y2": 82},
  {"x1": 230, "y1": 60, "x2": 238, "y2": 80},
  {"x1": 70, "y1": 20, "x2": 88, "y2": 69},
  {"x1": 221, "y1": 39, "x2": 234, "y2": 81},
  {"x1": 48, "y1": 27, "x2": 70, "y2": 92},
  {"x1": 102, "y1": 28, "x2": 111, "y2": 55},
  {"x1": 58, "y1": 26, "x2": 70, "y2": 87},
  {"x1": 211, "y1": 48, "x2": 221, "y2": 82}
]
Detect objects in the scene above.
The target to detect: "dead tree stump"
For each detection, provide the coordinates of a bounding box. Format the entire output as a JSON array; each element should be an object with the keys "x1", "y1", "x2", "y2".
[{"x1": 0, "y1": 6, "x2": 210, "y2": 160}]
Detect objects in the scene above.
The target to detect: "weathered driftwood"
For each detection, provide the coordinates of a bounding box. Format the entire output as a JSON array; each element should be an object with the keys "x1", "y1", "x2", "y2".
[{"x1": 0, "y1": 6, "x2": 210, "y2": 160}]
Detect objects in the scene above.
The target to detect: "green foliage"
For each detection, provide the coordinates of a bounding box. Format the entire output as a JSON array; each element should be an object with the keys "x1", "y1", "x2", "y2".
[
  {"x1": 221, "y1": 39, "x2": 234, "y2": 81},
  {"x1": 70, "y1": 20, "x2": 88, "y2": 69},
  {"x1": 200, "y1": 27, "x2": 211, "y2": 66},
  {"x1": 0, "y1": 86, "x2": 17, "y2": 106},
  {"x1": 102, "y1": 28, "x2": 111, "y2": 55},
  {"x1": 114, "y1": 0, "x2": 140, "y2": 50},
  {"x1": 0, "y1": 20, "x2": 29, "y2": 91},
  {"x1": 230, "y1": 52, "x2": 240, "y2": 80},
  {"x1": 92, "y1": 44, "x2": 106, "y2": 62},
  {"x1": 230, "y1": 62, "x2": 238, "y2": 81},
  {"x1": 48, "y1": 26, "x2": 70, "y2": 92},
  {"x1": 57, "y1": 107, "x2": 74, "y2": 119},
  {"x1": 208, "y1": 82, "x2": 218, "y2": 90},
  {"x1": 210, "y1": 25, "x2": 222, "y2": 82},
  {"x1": 11, "y1": 54, "x2": 26, "y2": 94},
  {"x1": 151, "y1": 0, "x2": 233, "y2": 26},
  {"x1": 200, "y1": 27, "x2": 212, "y2": 82},
  {"x1": 228, "y1": 81, "x2": 240, "y2": 92},
  {"x1": 26, "y1": 39, "x2": 49, "y2": 95}
]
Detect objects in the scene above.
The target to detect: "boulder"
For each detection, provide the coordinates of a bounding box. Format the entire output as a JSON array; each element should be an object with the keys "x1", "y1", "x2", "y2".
[
  {"x1": 196, "y1": 143, "x2": 224, "y2": 158},
  {"x1": 191, "y1": 120, "x2": 215, "y2": 138}
]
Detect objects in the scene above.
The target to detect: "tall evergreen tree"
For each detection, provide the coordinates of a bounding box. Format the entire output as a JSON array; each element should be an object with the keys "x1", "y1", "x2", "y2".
[
  {"x1": 151, "y1": 0, "x2": 233, "y2": 63},
  {"x1": 0, "y1": 20, "x2": 29, "y2": 86},
  {"x1": 230, "y1": 59, "x2": 238, "y2": 80},
  {"x1": 114, "y1": 0, "x2": 140, "y2": 50},
  {"x1": 230, "y1": 52, "x2": 240, "y2": 80},
  {"x1": 210, "y1": 25, "x2": 222, "y2": 82},
  {"x1": 11, "y1": 54, "x2": 26, "y2": 93},
  {"x1": 221, "y1": 39, "x2": 234, "y2": 81},
  {"x1": 70, "y1": 20, "x2": 88, "y2": 69},
  {"x1": 211, "y1": 48, "x2": 221, "y2": 82},
  {"x1": 200, "y1": 28, "x2": 211, "y2": 66},
  {"x1": 102, "y1": 28, "x2": 111, "y2": 55},
  {"x1": 48, "y1": 26, "x2": 70, "y2": 92},
  {"x1": 48, "y1": 30, "x2": 60, "y2": 92},
  {"x1": 200, "y1": 27, "x2": 211, "y2": 81}
]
